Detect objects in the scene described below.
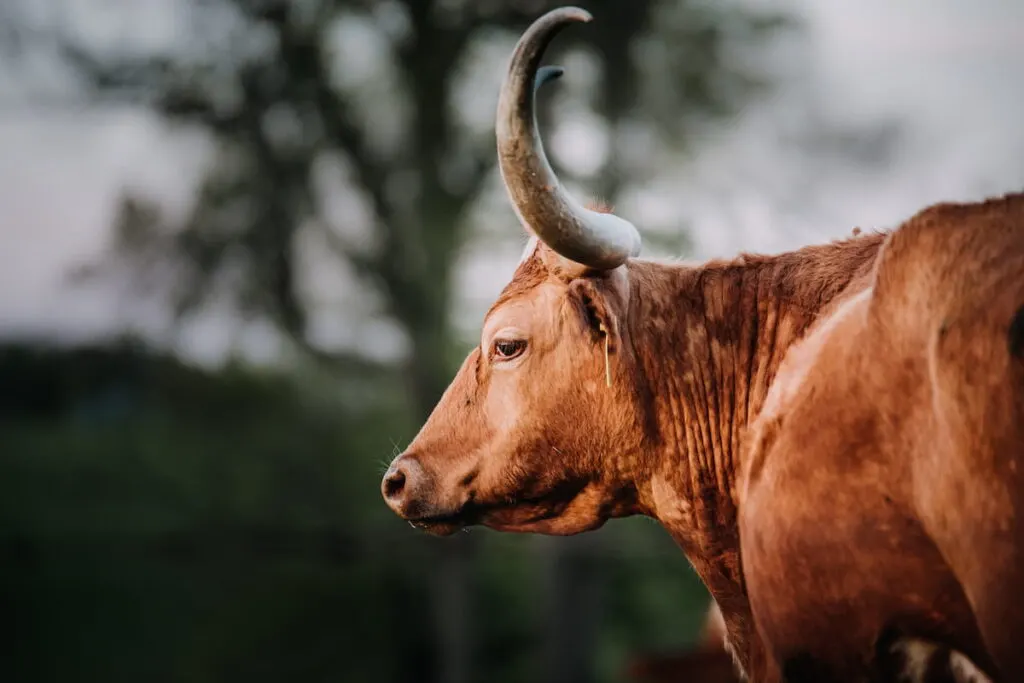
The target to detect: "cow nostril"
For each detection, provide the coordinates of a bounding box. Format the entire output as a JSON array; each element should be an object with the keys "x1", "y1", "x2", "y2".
[
  {"x1": 383, "y1": 468, "x2": 407, "y2": 500},
  {"x1": 382, "y1": 457, "x2": 425, "y2": 516}
]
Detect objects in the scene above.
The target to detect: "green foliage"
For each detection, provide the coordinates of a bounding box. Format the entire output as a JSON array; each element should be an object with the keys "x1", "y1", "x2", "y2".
[
  {"x1": 0, "y1": 342, "x2": 710, "y2": 683},
  {"x1": 0, "y1": 1, "x2": 790, "y2": 679}
]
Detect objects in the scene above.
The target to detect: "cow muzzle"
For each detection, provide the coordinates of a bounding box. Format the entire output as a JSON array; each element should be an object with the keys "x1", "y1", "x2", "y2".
[{"x1": 381, "y1": 454, "x2": 466, "y2": 536}]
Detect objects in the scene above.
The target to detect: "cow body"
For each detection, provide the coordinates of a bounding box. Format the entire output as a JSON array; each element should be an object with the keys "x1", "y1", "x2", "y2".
[
  {"x1": 629, "y1": 233, "x2": 887, "y2": 682},
  {"x1": 741, "y1": 196, "x2": 1024, "y2": 681},
  {"x1": 380, "y1": 7, "x2": 1020, "y2": 682}
]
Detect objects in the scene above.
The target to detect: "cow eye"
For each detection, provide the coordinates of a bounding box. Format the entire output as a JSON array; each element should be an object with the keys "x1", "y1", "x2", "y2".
[{"x1": 492, "y1": 339, "x2": 527, "y2": 361}]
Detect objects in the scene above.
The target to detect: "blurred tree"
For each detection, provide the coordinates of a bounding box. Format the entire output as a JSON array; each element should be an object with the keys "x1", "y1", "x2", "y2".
[{"x1": 1, "y1": 1, "x2": 792, "y2": 681}]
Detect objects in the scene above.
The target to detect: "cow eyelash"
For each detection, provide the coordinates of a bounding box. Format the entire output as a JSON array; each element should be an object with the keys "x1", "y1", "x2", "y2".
[{"x1": 492, "y1": 339, "x2": 527, "y2": 361}]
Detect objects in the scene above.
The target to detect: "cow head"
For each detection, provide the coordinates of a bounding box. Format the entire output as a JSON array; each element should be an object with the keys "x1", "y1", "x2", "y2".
[{"x1": 381, "y1": 7, "x2": 654, "y2": 536}]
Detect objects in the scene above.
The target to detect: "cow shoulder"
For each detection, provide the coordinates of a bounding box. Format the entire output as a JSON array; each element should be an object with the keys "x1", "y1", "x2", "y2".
[{"x1": 868, "y1": 191, "x2": 1024, "y2": 339}]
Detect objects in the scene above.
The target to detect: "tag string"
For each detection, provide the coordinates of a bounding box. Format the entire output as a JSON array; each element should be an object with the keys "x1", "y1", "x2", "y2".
[{"x1": 600, "y1": 323, "x2": 611, "y2": 388}]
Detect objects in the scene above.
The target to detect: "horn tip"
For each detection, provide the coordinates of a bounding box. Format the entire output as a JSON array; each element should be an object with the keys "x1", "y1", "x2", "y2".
[{"x1": 550, "y1": 6, "x2": 593, "y2": 24}]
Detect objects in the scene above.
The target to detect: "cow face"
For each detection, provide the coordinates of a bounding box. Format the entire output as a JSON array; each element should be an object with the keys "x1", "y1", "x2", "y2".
[
  {"x1": 381, "y1": 8, "x2": 650, "y2": 535},
  {"x1": 381, "y1": 240, "x2": 650, "y2": 535}
]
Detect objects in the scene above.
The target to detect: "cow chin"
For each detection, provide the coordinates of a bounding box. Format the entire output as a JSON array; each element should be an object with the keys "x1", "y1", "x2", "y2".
[
  {"x1": 410, "y1": 510, "x2": 608, "y2": 537},
  {"x1": 401, "y1": 506, "x2": 473, "y2": 536},
  {"x1": 478, "y1": 486, "x2": 613, "y2": 536},
  {"x1": 484, "y1": 512, "x2": 609, "y2": 536},
  {"x1": 405, "y1": 501, "x2": 577, "y2": 537},
  {"x1": 403, "y1": 483, "x2": 617, "y2": 537},
  {"x1": 410, "y1": 519, "x2": 464, "y2": 537},
  {"x1": 401, "y1": 503, "x2": 476, "y2": 537}
]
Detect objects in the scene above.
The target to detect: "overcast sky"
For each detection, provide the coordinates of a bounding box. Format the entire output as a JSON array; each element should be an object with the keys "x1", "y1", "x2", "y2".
[{"x1": 1, "y1": 0, "x2": 1023, "y2": 365}]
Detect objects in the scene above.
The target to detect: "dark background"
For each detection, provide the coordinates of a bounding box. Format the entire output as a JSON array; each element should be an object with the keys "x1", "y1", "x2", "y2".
[{"x1": 1, "y1": 1, "x2": 1022, "y2": 682}]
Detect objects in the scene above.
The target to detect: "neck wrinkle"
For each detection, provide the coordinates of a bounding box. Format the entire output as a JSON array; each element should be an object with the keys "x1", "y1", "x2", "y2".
[{"x1": 625, "y1": 233, "x2": 885, "y2": 675}]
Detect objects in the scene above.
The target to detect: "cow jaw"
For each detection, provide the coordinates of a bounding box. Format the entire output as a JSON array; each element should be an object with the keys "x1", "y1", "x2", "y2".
[
  {"x1": 399, "y1": 478, "x2": 614, "y2": 537},
  {"x1": 481, "y1": 482, "x2": 631, "y2": 535},
  {"x1": 408, "y1": 517, "x2": 464, "y2": 537}
]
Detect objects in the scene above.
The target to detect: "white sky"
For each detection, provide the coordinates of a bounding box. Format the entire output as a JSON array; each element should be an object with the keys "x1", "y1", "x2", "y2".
[{"x1": 1, "y1": 0, "x2": 1023, "y2": 365}]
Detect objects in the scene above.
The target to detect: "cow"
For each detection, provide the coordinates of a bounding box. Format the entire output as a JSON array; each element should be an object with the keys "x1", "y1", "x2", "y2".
[
  {"x1": 379, "y1": 6, "x2": 1019, "y2": 682},
  {"x1": 737, "y1": 191, "x2": 1024, "y2": 682},
  {"x1": 626, "y1": 603, "x2": 990, "y2": 683}
]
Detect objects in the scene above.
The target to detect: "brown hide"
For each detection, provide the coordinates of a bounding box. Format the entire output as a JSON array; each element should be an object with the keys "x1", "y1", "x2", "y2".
[
  {"x1": 380, "y1": 7, "x2": 1024, "y2": 682},
  {"x1": 740, "y1": 193, "x2": 1024, "y2": 682},
  {"x1": 384, "y1": 197, "x2": 1023, "y2": 681},
  {"x1": 385, "y1": 228, "x2": 885, "y2": 681}
]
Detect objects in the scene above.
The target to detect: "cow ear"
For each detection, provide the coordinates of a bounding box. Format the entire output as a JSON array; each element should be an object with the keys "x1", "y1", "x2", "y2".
[{"x1": 569, "y1": 278, "x2": 619, "y2": 353}]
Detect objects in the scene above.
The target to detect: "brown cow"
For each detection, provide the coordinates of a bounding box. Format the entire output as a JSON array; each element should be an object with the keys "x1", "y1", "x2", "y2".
[
  {"x1": 737, "y1": 193, "x2": 1024, "y2": 682},
  {"x1": 380, "y1": 6, "x2": 1016, "y2": 682}
]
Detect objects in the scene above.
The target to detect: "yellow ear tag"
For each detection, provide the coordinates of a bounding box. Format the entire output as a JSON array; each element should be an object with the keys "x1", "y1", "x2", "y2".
[{"x1": 599, "y1": 323, "x2": 611, "y2": 388}]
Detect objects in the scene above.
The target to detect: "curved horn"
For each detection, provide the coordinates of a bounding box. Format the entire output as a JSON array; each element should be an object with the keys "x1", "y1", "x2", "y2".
[{"x1": 496, "y1": 6, "x2": 641, "y2": 271}]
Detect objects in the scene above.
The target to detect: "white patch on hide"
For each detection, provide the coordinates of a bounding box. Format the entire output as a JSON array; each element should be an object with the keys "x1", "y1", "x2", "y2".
[
  {"x1": 892, "y1": 638, "x2": 934, "y2": 681},
  {"x1": 888, "y1": 638, "x2": 992, "y2": 683},
  {"x1": 648, "y1": 474, "x2": 694, "y2": 533},
  {"x1": 948, "y1": 651, "x2": 992, "y2": 683}
]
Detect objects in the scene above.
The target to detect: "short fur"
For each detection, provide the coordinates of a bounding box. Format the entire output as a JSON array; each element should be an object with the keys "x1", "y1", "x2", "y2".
[
  {"x1": 383, "y1": 192, "x2": 1024, "y2": 682},
  {"x1": 740, "y1": 193, "x2": 1024, "y2": 681}
]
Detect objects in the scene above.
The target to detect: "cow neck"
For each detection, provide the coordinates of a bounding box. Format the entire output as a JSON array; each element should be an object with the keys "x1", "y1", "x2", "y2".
[{"x1": 626, "y1": 232, "x2": 885, "y2": 672}]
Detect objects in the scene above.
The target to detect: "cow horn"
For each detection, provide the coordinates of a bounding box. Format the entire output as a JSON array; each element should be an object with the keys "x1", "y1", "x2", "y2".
[{"x1": 496, "y1": 6, "x2": 641, "y2": 271}]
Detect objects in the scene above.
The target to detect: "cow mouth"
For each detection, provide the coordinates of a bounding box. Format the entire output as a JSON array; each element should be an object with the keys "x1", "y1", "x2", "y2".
[
  {"x1": 404, "y1": 481, "x2": 591, "y2": 537},
  {"x1": 406, "y1": 511, "x2": 472, "y2": 537},
  {"x1": 403, "y1": 500, "x2": 485, "y2": 536},
  {"x1": 404, "y1": 499, "x2": 557, "y2": 537},
  {"x1": 421, "y1": 499, "x2": 579, "y2": 537}
]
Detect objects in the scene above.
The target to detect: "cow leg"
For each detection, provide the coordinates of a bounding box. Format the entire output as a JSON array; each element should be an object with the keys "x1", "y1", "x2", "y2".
[
  {"x1": 957, "y1": 561, "x2": 1024, "y2": 681},
  {"x1": 920, "y1": 303, "x2": 1024, "y2": 680},
  {"x1": 779, "y1": 633, "x2": 995, "y2": 683},
  {"x1": 875, "y1": 631, "x2": 994, "y2": 683},
  {"x1": 913, "y1": 441, "x2": 1024, "y2": 680}
]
